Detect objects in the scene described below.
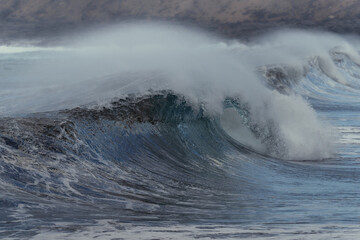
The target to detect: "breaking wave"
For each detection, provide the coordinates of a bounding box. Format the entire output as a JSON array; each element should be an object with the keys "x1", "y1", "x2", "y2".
[{"x1": 0, "y1": 23, "x2": 349, "y2": 160}]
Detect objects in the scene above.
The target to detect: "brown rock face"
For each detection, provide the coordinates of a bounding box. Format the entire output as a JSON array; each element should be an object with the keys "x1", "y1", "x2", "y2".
[{"x1": 0, "y1": 0, "x2": 360, "y2": 39}]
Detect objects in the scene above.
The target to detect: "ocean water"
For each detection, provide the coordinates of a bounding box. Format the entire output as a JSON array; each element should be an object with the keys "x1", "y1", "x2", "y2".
[{"x1": 1, "y1": 23, "x2": 360, "y2": 239}]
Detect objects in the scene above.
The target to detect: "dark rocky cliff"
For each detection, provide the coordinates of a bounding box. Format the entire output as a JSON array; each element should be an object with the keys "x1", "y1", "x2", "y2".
[{"x1": 1, "y1": 0, "x2": 360, "y2": 40}]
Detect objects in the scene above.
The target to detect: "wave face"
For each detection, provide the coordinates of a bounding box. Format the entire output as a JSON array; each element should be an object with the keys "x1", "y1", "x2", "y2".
[{"x1": 1, "y1": 23, "x2": 360, "y2": 239}]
